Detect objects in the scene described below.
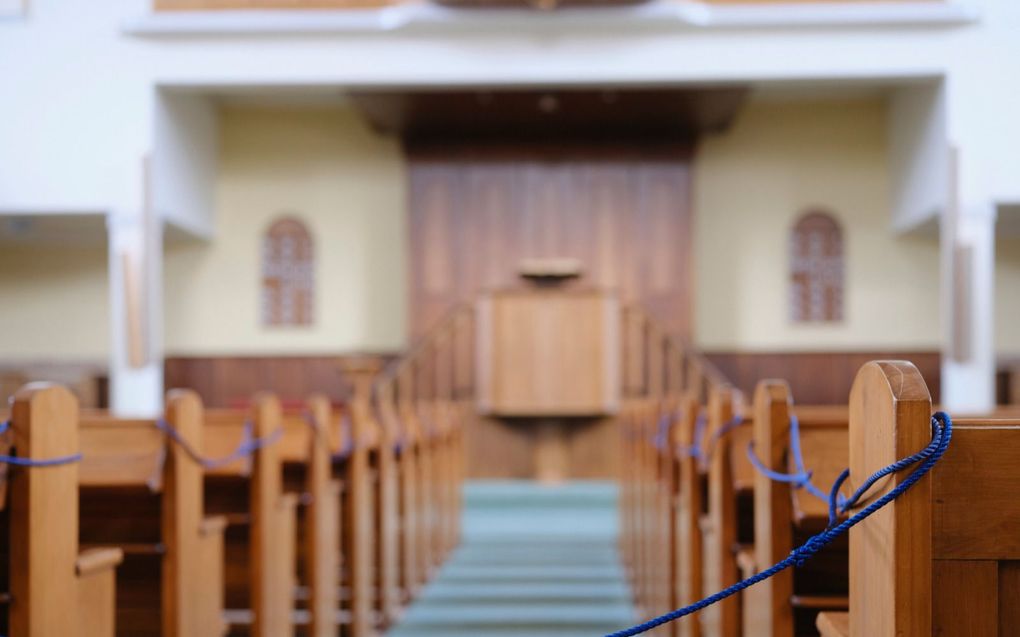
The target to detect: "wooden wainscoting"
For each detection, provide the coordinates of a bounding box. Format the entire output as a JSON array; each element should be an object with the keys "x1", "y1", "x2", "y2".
[
  {"x1": 164, "y1": 354, "x2": 396, "y2": 407},
  {"x1": 704, "y1": 351, "x2": 942, "y2": 405}
]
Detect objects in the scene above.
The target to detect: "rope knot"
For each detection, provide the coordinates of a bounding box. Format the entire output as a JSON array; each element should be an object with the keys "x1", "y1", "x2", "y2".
[{"x1": 791, "y1": 534, "x2": 827, "y2": 567}]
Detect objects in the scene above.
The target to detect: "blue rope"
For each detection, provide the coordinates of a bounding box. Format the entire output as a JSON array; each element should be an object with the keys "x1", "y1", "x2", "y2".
[
  {"x1": 155, "y1": 419, "x2": 282, "y2": 470},
  {"x1": 746, "y1": 414, "x2": 842, "y2": 508},
  {"x1": 605, "y1": 411, "x2": 952, "y2": 637},
  {"x1": 652, "y1": 413, "x2": 672, "y2": 450},
  {"x1": 331, "y1": 415, "x2": 355, "y2": 461},
  {"x1": 676, "y1": 413, "x2": 707, "y2": 460},
  {"x1": 695, "y1": 413, "x2": 746, "y2": 469},
  {"x1": 0, "y1": 420, "x2": 83, "y2": 467}
]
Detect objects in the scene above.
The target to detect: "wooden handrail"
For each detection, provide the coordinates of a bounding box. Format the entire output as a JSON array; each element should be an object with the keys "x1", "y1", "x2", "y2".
[
  {"x1": 373, "y1": 301, "x2": 474, "y2": 392},
  {"x1": 622, "y1": 301, "x2": 732, "y2": 398}
]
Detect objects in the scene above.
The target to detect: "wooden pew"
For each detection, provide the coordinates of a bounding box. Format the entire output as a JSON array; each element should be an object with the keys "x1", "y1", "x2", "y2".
[
  {"x1": 672, "y1": 393, "x2": 705, "y2": 637},
  {"x1": 78, "y1": 390, "x2": 227, "y2": 637},
  {"x1": 278, "y1": 397, "x2": 342, "y2": 637},
  {"x1": 204, "y1": 396, "x2": 299, "y2": 637},
  {"x1": 341, "y1": 361, "x2": 383, "y2": 637},
  {"x1": 817, "y1": 361, "x2": 1020, "y2": 636},
  {"x1": 5, "y1": 383, "x2": 124, "y2": 637},
  {"x1": 699, "y1": 385, "x2": 749, "y2": 637},
  {"x1": 395, "y1": 365, "x2": 425, "y2": 600},
  {"x1": 738, "y1": 383, "x2": 849, "y2": 637}
]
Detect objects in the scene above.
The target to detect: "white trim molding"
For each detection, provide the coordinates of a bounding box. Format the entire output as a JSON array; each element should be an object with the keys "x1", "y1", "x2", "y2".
[{"x1": 123, "y1": 1, "x2": 979, "y2": 37}]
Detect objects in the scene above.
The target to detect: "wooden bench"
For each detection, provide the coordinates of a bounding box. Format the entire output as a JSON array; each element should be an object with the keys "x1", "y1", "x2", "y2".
[
  {"x1": 700, "y1": 384, "x2": 749, "y2": 637},
  {"x1": 739, "y1": 382, "x2": 849, "y2": 637},
  {"x1": 278, "y1": 396, "x2": 342, "y2": 637},
  {"x1": 618, "y1": 306, "x2": 725, "y2": 637},
  {"x1": 817, "y1": 360, "x2": 1020, "y2": 636},
  {"x1": 203, "y1": 396, "x2": 299, "y2": 637},
  {"x1": 78, "y1": 390, "x2": 227, "y2": 637},
  {"x1": 4, "y1": 383, "x2": 124, "y2": 637}
]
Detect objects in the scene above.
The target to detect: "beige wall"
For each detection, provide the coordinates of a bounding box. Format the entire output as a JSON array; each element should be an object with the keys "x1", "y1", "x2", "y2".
[
  {"x1": 693, "y1": 97, "x2": 942, "y2": 352},
  {"x1": 164, "y1": 105, "x2": 408, "y2": 355},
  {"x1": 0, "y1": 244, "x2": 110, "y2": 362}
]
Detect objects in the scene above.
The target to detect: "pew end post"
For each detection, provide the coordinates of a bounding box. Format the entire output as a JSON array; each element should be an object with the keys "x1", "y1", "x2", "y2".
[
  {"x1": 749, "y1": 379, "x2": 795, "y2": 637},
  {"x1": 165, "y1": 388, "x2": 229, "y2": 637},
  {"x1": 847, "y1": 361, "x2": 933, "y2": 637}
]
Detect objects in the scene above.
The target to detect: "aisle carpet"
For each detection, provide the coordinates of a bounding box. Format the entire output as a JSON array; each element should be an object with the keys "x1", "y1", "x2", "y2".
[{"x1": 387, "y1": 481, "x2": 636, "y2": 637}]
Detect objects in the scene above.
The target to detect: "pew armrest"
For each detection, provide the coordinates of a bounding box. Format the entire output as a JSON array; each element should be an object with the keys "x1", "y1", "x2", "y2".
[
  {"x1": 816, "y1": 611, "x2": 850, "y2": 637},
  {"x1": 198, "y1": 516, "x2": 229, "y2": 636},
  {"x1": 200, "y1": 514, "x2": 229, "y2": 538},
  {"x1": 735, "y1": 546, "x2": 756, "y2": 579},
  {"x1": 76, "y1": 547, "x2": 124, "y2": 577},
  {"x1": 76, "y1": 548, "x2": 123, "y2": 637}
]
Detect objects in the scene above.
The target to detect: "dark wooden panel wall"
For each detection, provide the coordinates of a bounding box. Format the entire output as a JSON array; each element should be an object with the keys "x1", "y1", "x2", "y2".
[
  {"x1": 705, "y1": 351, "x2": 942, "y2": 405},
  {"x1": 164, "y1": 354, "x2": 396, "y2": 408},
  {"x1": 408, "y1": 142, "x2": 693, "y2": 339}
]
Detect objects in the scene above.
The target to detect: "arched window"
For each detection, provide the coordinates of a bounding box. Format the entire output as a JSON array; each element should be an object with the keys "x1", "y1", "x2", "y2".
[
  {"x1": 262, "y1": 217, "x2": 314, "y2": 326},
  {"x1": 790, "y1": 210, "x2": 843, "y2": 323}
]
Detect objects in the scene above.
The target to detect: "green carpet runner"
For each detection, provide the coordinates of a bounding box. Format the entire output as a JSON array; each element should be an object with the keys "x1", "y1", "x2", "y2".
[{"x1": 387, "y1": 481, "x2": 636, "y2": 636}]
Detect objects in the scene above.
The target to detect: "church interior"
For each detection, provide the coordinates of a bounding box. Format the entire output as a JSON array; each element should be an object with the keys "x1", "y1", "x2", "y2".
[{"x1": 2, "y1": 0, "x2": 1020, "y2": 635}]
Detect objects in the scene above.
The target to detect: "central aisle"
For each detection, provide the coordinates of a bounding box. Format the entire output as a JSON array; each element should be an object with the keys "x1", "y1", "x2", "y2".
[{"x1": 387, "y1": 481, "x2": 637, "y2": 637}]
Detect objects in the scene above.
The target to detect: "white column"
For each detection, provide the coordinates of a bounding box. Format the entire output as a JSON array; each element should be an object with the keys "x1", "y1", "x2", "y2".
[
  {"x1": 941, "y1": 200, "x2": 996, "y2": 413},
  {"x1": 107, "y1": 209, "x2": 163, "y2": 417}
]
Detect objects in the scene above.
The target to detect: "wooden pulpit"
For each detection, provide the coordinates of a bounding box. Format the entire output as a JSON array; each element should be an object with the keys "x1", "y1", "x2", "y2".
[{"x1": 475, "y1": 289, "x2": 620, "y2": 417}]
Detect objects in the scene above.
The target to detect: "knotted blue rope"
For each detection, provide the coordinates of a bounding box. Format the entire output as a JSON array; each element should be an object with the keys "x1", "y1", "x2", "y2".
[
  {"x1": 605, "y1": 411, "x2": 952, "y2": 637},
  {"x1": 0, "y1": 420, "x2": 83, "y2": 467},
  {"x1": 155, "y1": 418, "x2": 283, "y2": 469},
  {"x1": 746, "y1": 414, "x2": 842, "y2": 508}
]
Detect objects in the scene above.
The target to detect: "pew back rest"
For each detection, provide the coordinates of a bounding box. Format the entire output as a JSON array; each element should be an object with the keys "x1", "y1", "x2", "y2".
[
  {"x1": 203, "y1": 410, "x2": 255, "y2": 476},
  {"x1": 848, "y1": 361, "x2": 1020, "y2": 636},
  {"x1": 789, "y1": 408, "x2": 848, "y2": 523},
  {"x1": 78, "y1": 415, "x2": 165, "y2": 489}
]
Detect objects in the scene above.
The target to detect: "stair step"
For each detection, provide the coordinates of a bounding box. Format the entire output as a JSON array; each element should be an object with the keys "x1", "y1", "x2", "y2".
[
  {"x1": 463, "y1": 480, "x2": 618, "y2": 510},
  {"x1": 419, "y1": 581, "x2": 631, "y2": 604},
  {"x1": 397, "y1": 602, "x2": 636, "y2": 627},
  {"x1": 388, "y1": 480, "x2": 635, "y2": 637},
  {"x1": 451, "y1": 548, "x2": 620, "y2": 566},
  {"x1": 440, "y1": 563, "x2": 626, "y2": 583}
]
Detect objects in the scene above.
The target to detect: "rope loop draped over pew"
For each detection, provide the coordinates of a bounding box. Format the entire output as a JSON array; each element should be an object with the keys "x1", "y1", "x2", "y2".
[
  {"x1": 331, "y1": 414, "x2": 355, "y2": 461},
  {"x1": 676, "y1": 412, "x2": 707, "y2": 460},
  {"x1": 154, "y1": 418, "x2": 283, "y2": 470},
  {"x1": 606, "y1": 411, "x2": 953, "y2": 637},
  {"x1": 745, "y1": 413, "x2": 844, "y2": 509},
  {"x1": 0, "y1": 420, "x2": 84, "y2": 467},
  {"x1": 685, "y1": 413, "x2": 745, "y2": 470}
]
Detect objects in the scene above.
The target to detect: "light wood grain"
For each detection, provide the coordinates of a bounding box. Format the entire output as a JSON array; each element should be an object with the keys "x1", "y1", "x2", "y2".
[
  {"x1": 702, "y1": 385, "x2": 739, "y2": 637},
  {"x1": 10, "y1": 384, "x2": 82, "y2": 637},
  {"x1": 848, "y1": 361, "x2": 933, "y2": 637},
  {"x1": 477, "y1": 289, "x2": 620, "y2": 416},
  {"x1": 305, "y1": 395, "x2": 341, "y2": 637},
  {"x1": 749, "y1": 381, "x2": 794, "y2": 637}
]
